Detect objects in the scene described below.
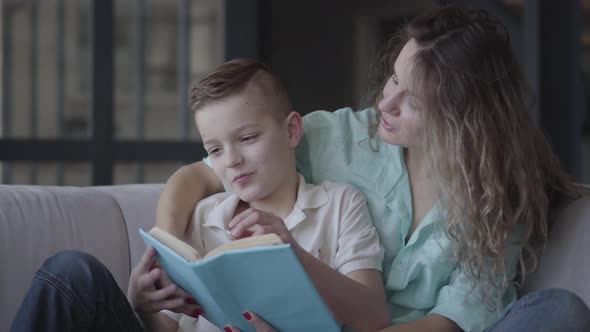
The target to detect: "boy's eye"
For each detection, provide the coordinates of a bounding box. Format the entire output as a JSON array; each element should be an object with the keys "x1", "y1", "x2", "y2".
[
  {"x1": 240, "y1": 134, "x2": 258, "y2": 142},
  {"x1": 208, "y1": 147, "x2": 221, "y2": 155}
]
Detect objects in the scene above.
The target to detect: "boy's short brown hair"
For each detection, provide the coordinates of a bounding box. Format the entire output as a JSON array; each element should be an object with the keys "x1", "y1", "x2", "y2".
[{"x1": 189, "y1": 59, "x2": 291, "y2": 116}]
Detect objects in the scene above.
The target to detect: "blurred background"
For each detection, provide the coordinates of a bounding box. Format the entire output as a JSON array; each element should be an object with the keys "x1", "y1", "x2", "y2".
[{"x1": 1, "y1": 0, "x2": 589, "y2": 186}]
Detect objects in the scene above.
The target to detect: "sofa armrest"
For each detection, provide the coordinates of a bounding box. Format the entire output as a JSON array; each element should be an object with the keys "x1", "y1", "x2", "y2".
[{"x1": 0, "y1": 185, "x2": 131, "y2": 332}]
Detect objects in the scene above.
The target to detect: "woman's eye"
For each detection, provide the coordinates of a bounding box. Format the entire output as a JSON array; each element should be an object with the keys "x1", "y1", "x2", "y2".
[{"x1": 391, "y1": 73, "x2": 398, "y2": 85}]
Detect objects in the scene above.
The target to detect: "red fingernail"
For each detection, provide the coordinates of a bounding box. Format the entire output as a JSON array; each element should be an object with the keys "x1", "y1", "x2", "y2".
[
  {"x1": 186, "y1": 297, "x2": 197, "y2": 304},
  {"x1": 242, "y1": 311, "x2": 252, "y2": 320},
  {"x1": 190, "y1": 308, "x2": 202, "y2": 318},
  {"x1": 224, "y1": 326, "x2": 232, "y2": 332}
]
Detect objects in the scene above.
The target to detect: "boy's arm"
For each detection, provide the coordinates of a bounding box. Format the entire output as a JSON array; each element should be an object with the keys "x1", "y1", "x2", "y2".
[
  {"x1": 295, "y1": 249, "x2": 389, "y2": 331},
  {"x1": 293, "y1": 187, "x2": 388, "y2": 330},
  {"x1": 156, "y1": 161, "x2": 224, "y2": 238}
]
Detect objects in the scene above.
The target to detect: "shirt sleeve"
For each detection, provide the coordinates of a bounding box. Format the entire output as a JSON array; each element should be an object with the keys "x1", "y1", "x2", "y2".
[
  {"x1": 334, "y1": 186, "x2": 385, "y2": 275},
  {"x1": 202, "y1": 156, "x2": 212, "y2": 168},
  {"x1": 428, "y1": 229, "x2": 523, "y2": 332}
]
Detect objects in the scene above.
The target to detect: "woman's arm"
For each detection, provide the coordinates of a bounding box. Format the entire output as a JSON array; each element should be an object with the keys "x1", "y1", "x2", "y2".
[
  {"x1": 377, "y1": 314, "x2": 462, "y2": 332},
  {"x1": 156, "y1": 161, "x2": 224, "y2": 238}
]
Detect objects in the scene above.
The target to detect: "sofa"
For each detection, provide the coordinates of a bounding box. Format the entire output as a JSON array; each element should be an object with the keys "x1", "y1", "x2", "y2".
[{"x1": 1, "y1": 184, "x2": 589, "y2": 331}]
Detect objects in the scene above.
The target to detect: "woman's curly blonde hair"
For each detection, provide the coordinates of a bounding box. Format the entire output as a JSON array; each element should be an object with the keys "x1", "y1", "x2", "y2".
[{"x1": 367, "y1": 6, "x2": 588, "y2": 304}]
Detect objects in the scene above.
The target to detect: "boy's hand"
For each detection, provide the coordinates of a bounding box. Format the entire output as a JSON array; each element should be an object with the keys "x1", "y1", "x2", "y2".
[
  {"x1": 127, "y1": 247, "x2": 202, "y2": 319},
  {"x1": 228, "y1": 208, "x2": 298, "y2": 247}
]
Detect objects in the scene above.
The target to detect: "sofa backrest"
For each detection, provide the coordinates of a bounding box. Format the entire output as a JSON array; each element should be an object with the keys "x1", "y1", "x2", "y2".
[{"x1": 521, "y1": 194, "x2": 590, "y2": 304}]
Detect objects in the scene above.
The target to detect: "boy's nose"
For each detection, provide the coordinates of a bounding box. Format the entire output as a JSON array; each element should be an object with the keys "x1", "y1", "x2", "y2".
[{"x1": 225, "y1": 148, "x2": 243, "y2": 168}]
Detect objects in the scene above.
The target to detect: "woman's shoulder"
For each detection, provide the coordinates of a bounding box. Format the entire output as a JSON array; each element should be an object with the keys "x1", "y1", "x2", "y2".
[{"x1": 302, "y1": 107, "x2": 377, "y2": 137}]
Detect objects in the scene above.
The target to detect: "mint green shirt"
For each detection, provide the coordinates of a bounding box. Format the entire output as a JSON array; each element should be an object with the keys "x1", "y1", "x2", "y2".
[{"x1": 295, "y1": 107, "x2": 521, "y2": 332}]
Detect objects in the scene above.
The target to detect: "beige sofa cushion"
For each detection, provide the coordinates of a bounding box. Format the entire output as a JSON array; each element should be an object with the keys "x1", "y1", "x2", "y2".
[{"x1": 0, "y1": 185, "x2": 131, "y2": 332}]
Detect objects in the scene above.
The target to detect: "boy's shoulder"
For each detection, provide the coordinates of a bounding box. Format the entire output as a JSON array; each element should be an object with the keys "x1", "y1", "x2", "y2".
[
  {"x1": 310, "y1": 180, "x2": 366, "y2": 205},
  {"x1": 192, "y1": 192, "x2": 237, "y2": 222}
]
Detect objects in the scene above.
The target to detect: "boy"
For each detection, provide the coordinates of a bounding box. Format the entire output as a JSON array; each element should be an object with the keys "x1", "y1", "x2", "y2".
[{"x1": 130, "y1": 59, "x2": 389, "y2": 332}]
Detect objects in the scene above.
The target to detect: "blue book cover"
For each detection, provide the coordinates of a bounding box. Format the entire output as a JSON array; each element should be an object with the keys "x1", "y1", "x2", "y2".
[{"x1": 139, "y1": 229, "x2": 341, "y2": 332}]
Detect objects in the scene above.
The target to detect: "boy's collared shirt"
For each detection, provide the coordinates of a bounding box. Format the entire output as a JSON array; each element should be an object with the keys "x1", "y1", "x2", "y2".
[
  {"x1": 170, "y1": 173, "x2": 384, "y2": 332},
  {"x1": 293, "y1": 107, "x2": 521, "y2": 332},
  {"x1": 189, "y1": 174, "x2": 383, "y2": 275}
]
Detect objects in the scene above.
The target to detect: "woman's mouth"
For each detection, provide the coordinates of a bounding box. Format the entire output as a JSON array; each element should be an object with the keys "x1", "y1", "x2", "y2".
[{"x1": 380, "y1": 116, "x2": 395, "y2": 131}]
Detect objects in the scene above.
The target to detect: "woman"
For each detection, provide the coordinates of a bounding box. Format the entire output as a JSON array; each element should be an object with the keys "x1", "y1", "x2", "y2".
[{"x1": 157, "y1": 6, "x2": 590, "y2": 332}]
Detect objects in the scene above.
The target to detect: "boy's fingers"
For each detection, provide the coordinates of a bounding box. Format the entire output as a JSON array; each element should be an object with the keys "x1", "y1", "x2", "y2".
[
  {"x1": 228, "y1": 208, "x2": 254, "y2": 228},
  {"x1": 136, "y1": 247, "x2": 156, "y2": 273},
  {"x1": 230, "y1": 213, "x2": 264, "y2": 238},
  {"x1": 158, "y1": 269, "x2": 174, "y2": 288},
  {"x1": 139, "y1": 267, "x2": 161, "y2": 290},
  {"x1": 145, "y1": 283, "x2": 177, "y2": 302},
  {"x1": 149, "y1": 296, "x2": 187, "y2": 312}
]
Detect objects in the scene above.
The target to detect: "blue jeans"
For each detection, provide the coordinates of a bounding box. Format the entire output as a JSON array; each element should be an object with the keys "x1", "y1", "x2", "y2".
[
  {"x1": 10, "y1": 250, "x2": 144, "y2": 332},
  {"x1": 485, "y1": 288, "x2": 590, "y2": 332},
  {"x1": 10, "y1": 250, "x2": 590, "y2": 332}
]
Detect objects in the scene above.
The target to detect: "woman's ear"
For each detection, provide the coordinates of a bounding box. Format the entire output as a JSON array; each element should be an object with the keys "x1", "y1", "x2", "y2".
[{"x1": 285, "y1": 111, "x2": 302, "y2": 148}]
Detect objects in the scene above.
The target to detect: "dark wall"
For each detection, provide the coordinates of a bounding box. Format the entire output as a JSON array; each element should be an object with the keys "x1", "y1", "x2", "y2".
[{"x1": 258, "y1": 0, "x2": 433, "y2": 115}]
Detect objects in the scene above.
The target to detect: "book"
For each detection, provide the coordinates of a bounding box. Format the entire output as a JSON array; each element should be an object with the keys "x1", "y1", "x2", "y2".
[{"x1": 139, "y1": 227, "x2": 341, "y2": 332}]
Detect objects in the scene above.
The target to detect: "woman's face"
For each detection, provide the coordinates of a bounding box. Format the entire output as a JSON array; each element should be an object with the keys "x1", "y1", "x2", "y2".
[{"x1": 377, "y1": 39, "x2": 425, "y2": 148}]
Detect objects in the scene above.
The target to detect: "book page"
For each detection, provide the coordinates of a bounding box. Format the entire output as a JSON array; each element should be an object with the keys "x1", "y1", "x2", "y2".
[
  {"x1": 204, "y1": 233, "x2": 283, "y2": 258},
  {"x1": 149, "y1": 227, "x2": 202, "y2": 261},
  {"x1": 149, "y1": 227, "x2": 283, "y2": 261}
]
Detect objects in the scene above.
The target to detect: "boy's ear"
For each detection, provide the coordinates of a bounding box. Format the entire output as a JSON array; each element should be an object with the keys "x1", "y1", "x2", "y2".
[{"x1": 285, "y1": 111, "x2": 302, "y2": 148}]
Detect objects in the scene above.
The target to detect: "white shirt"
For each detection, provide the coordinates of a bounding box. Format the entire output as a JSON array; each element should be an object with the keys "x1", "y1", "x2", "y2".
[{"x1": 169, "y1": 174, "x2": 384, "y2": 332}]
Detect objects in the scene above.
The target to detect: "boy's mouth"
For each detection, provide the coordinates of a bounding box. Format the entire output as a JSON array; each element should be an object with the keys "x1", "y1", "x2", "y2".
[{"x1": 232, "y1": 172, "x2": 254, "y2": 184}]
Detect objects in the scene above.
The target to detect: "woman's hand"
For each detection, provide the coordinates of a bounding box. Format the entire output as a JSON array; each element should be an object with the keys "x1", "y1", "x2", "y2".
[
  {"x1": 224, "y1": 311, "x2": 277, "y2": 332},
  {"x1": 127, "y1": 246, "x2": 202, "y2": 319},
  {"x1": 229, "y1": 208, "x2": 299, "y2": 248}
]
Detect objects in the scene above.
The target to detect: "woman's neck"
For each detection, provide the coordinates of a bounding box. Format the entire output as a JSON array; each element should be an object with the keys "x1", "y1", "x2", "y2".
[
  {"x1": 248, "y1": 170, "x2": 299, "y2": 220},
  {"x1": 404, "y1": 146, "x2": 428, "y2": 177}
]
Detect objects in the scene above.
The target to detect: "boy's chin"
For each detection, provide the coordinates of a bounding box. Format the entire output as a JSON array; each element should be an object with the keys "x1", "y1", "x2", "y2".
[{"x1": 235, "y1": 190, "x2": 262, "y2": 203}]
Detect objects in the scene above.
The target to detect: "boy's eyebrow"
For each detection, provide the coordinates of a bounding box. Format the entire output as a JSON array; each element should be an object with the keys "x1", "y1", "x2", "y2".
[
  {"x1": 232, "y1": 123, "x2": 261, "y2": 132},
  {"x1": 202, "y1": 123, "x2": 261, "y2": 146}
]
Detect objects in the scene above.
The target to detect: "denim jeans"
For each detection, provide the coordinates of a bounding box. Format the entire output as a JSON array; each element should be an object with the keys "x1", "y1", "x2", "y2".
[
  {"x1": 10, "y1": 250, "x2": 144, "y2": 332},
  {"x1": 484, "y1": 288, "x2": 590, "y2": 332},
  {"x1": 10, "y1": 250, "x2": 590, "y2": 332}
]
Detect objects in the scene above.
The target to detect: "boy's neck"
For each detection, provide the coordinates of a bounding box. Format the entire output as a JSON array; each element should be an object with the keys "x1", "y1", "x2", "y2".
[{"x1": 248, "y1": 170, "x2": 300, "y2": 220}]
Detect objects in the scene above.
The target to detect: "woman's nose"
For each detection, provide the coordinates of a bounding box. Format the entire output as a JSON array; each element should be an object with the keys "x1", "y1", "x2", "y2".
[{"x1": 378, "y1": 93, "x2": 401, "y2": 116}]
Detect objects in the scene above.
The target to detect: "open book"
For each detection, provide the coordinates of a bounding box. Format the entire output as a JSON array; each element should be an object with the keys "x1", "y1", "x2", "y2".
[{"x1": 140, "y1": 227, "x2": 340, "y2": 332}]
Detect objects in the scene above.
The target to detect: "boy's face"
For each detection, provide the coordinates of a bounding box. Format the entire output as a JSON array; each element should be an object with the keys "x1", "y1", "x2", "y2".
[{"x1": 195, "y1": 81, "x2": 300, "y2": 203}]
